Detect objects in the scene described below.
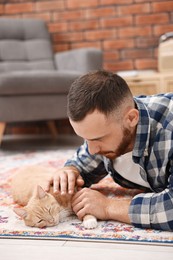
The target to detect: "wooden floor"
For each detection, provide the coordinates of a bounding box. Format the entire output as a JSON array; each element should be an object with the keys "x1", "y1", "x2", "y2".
[
  {"x1": 0, "y1": 134, "x2": 173, "y2": 259},
  {"x1": 1, "y1": 238, "x2": 173, "y2": 260}
]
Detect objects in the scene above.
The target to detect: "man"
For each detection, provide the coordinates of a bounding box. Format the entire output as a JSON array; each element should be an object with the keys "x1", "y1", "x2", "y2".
[{"x1": 46, "y1": 70, "x2": 173, "y2": 231}]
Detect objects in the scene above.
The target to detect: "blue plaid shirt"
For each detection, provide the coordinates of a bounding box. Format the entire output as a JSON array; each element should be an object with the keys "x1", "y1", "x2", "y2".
[{"x1": 65, "y1": 93, "x2": 173, "y2": 231}]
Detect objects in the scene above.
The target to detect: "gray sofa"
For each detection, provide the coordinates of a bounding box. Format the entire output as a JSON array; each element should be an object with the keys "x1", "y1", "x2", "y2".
[{"x1": 0, "y1": 18, "x2": 103, "y2": 144}]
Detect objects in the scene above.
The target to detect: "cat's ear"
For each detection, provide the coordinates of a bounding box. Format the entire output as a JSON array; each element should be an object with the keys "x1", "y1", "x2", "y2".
[
  {"x1": 13, "y1": 207, "x2": 27, "y2": 219},
  {"x1": 37, "y1": 185, "x2": 47, "y2": 199}
]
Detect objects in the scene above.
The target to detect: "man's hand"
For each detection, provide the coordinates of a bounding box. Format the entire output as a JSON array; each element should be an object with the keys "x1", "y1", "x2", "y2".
[
  {"x1": 72, "y1": 188, "x2": 132, "y2": 224},
  {"x1": 53, "y1": 166, "x2": 84, "y2": 194},
  {"x1": 44, "y1": 166, "x2": 84, "y2": 195},
  {"x1": 72, "y1": 188, "x2": 110, "y2": 220}
]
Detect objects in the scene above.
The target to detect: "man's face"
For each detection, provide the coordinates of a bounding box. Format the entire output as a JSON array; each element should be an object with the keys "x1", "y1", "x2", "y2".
[{"x1": 70, "y1": 109, "x2": 135, "y2": 160}]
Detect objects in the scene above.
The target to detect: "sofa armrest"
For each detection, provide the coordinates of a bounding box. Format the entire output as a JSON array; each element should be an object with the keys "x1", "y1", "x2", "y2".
[{"x1": 54, "y1": 48, "x2": 103, "y2": 73}]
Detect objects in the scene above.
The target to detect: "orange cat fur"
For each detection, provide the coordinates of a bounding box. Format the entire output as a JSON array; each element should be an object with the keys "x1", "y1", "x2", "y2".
[{"x1": 11, "y1": 165, "x2": 97, "y2": 229}]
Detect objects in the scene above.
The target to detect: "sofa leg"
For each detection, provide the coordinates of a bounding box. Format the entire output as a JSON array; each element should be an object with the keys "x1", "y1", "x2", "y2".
[
  {"x1": 0, "y1": 122, "x2": 6, "y2": 145},
  {"x1": 46, "y1": 120, "x2": 58, "y2": 139}
]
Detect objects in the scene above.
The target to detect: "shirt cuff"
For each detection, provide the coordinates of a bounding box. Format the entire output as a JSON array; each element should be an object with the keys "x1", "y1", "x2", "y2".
[{"x1": 129, "y1": 192, "x2": 153, "y2": 229}]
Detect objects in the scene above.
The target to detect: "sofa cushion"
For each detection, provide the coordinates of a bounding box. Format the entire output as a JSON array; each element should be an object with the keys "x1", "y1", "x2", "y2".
[
  {"x1": 0, "y1": 19, "x2": 50, "y2": 40},
  {"x1": 0, "y1": 71, "x2": 81, "y2": 96},
  {"x1": 0, "y1": 60, "x2": 55, "y2": 72},
  {"x1": 0, "y1": 18, "x2": 55, "y2": 72}
]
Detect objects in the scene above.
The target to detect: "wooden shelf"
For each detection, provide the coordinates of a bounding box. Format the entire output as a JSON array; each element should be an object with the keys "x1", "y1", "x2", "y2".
[{"x1": 118, "y1": 71, "x2": 173, "y2": 95}]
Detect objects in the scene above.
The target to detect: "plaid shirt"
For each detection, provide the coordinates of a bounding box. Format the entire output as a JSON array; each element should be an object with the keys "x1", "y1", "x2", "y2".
[{"x1": 65, "y1": 93, "x2": 173, "y2": 231}]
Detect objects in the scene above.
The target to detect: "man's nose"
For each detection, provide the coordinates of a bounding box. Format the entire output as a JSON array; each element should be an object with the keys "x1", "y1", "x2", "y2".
[{"x1": 87, "y1": 141, "x2": 100, "y2": 155}]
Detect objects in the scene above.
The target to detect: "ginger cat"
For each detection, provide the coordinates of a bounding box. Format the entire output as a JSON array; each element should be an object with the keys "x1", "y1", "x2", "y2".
[{"x1": 11, "y1": 165, "x2": 97, "y2": 229}]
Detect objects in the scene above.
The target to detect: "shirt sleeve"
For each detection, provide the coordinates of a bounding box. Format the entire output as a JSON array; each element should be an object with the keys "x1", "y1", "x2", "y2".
[
  {"x1": 129, "y1": 184, "x2": 173, "y2": 231},
  {"x1": 129, "y1": 127, "x2": 173, "y2": 231}
]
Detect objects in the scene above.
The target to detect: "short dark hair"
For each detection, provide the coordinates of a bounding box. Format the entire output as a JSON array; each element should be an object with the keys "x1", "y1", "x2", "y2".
[{"x1": 67, "y1": 70, "x2": 133, "y2": 121}]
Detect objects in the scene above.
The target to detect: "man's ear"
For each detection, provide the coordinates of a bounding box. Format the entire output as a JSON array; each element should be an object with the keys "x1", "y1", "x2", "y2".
[{"x1": 124, "y1": 108, "x2": 139, "y2": 128}]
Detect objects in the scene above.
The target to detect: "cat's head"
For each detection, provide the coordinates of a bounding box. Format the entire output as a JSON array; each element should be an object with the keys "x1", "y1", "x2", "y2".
[{"x1": 13, "y1": 185, "x2": 60, "y2": 228}]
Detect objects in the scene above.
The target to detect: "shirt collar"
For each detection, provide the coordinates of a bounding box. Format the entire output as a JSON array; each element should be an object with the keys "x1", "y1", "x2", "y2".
[{"x1": 133, "y1": 97, "x2": 151, "y2": 158}]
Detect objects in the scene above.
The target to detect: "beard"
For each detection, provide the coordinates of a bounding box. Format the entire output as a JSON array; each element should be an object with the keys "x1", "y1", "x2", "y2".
[{"x1": 98, "y1": 127, "x2": 134, "y2": 160}]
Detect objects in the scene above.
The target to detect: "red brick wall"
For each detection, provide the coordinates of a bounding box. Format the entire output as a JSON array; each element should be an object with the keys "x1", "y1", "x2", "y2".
[{"x1": 1, "y1": 0, "x2": 173, "y2": 72}]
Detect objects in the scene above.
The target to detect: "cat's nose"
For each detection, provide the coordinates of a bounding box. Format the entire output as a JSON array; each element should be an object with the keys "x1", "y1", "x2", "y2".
[
  {"x1": 51, "y1": 218, "x2": 59, "y2": 226},
  {"x1": 48, "y1": 217, "x2": 56, "y2": 224}
]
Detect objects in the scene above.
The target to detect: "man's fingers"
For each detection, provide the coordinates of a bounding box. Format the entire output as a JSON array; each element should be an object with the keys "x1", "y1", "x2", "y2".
[
  {"x1": 68, "y1": 173, "x2": 76, "y2": 194},
  {"x1": 72, "y1": 202, "x2": 85, "y2": 220},
  {"x1": 53, "y1": 167, "x2": 80, "y2": 195},
  {"x1": 76, "y1": 175, "x2": 84, "y2": 189},
  {"x1": 76, "y1": 175, "x2": 84, "y2": 185},
  {"x1": 59, "y1": 173, "x2": 68, "y2": 194},
  {"x1": 44, "y1": 182, "x2": 51, "y2": 192},
  {"x1": 53, "y1": 176, "x2": 60, "y2": 193}
]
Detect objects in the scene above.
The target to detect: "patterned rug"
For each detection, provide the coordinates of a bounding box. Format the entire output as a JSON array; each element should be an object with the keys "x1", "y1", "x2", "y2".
[{"x1": 0, "y1": 148, "x2": 173, "y2": 245}]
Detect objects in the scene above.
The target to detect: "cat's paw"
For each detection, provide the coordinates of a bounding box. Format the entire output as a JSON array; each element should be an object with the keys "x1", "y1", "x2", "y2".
[{"x1": 82, "y1": 215, "x2": 98, "y2": 229}]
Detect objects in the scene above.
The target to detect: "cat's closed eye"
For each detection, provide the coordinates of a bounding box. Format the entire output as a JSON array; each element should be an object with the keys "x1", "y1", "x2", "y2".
[
  {"x1": 37, "y1": 219, "x2": 46, "y2": 228},
  {"x1": 37, "y1": 219, "x2": 43, "y2": 223}
]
